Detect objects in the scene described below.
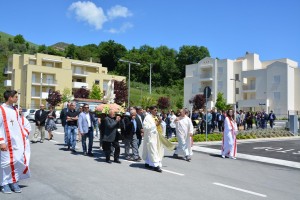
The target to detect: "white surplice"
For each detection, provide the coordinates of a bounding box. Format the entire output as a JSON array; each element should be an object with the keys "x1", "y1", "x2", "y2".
[
  {"x1": 221, "y1": 117, "x2": 238, "y2": 158},
  {"x1": 0, "y1": 104, "x2": 31, "y2": 186},
  {"x1": 142, "y1": 114, "x2": 164, "y2": 167},
  {"x1": 174, "y1": 116, "x2": 194, "y2": 157}
]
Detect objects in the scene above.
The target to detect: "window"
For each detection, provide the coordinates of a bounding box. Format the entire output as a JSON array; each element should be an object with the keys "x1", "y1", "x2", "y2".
[
  {"x1": 29, "y1": 60, "x2": 36, "y2": 65},
  {"x1": 274, "y1": 92, "x2": 280, "y2": 100},
  {"x1": 273, "y1": 75, "x2": 280, "y2": 84},
  {"x1": 235, "y1": 74, "x2": 239, "y2": 80},
  {"x1": 103, "y1": 80, "x2": 108, "y2": 95},
  {"x1": 218, "y1": 81, "x2": 223, "y2": 89},
  {"x1": 95, "y1": 80, "x2": 100, "y2": 85},
  {"x1": 192, "y1": 84, "x2": 198, "y2": 94}
]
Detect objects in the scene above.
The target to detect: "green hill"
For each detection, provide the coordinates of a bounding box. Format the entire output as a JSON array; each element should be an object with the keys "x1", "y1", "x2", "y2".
[{"x1": 0, "y1": 31, "x2": 39, "y2": 47}]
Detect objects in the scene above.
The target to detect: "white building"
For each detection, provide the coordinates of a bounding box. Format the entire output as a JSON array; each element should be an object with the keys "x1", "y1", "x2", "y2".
[{"x1": 184, "y1": 52, "x2": 300, "y2": 117}]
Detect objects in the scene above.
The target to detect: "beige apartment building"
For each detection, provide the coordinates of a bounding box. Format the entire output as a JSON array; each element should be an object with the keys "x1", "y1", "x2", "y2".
[{"x1": 4, "y1": 53, "x2": 125, "y2": 109}]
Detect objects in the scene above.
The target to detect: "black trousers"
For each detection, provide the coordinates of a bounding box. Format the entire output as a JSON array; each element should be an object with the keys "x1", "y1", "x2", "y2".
[{"x1": 102, "y1": 141, "x2": 120, "y2": 161}]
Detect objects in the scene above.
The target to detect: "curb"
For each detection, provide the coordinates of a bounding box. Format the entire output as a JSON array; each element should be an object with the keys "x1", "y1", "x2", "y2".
[{"x1": 192, "y1": 146, "x2": 300, "y2": 169}]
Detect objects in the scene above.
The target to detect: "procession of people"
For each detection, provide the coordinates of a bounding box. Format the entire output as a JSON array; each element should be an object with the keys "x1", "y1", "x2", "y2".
[{"x1": 2, "y1": 88, "x2": 282, "y2": 194}]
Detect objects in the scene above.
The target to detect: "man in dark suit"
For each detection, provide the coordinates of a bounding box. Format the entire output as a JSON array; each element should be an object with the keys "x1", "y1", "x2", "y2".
[
  {"x1": 32, "y1": 104, "x2": 48, "y2": 143},
  {"x1": 268, "y1": 110, "x2": 276, "y2": 129},
  {"x1": 123, "y1": 109, "x2": 142, "y2": 161},
  {"x1": 60, "y1": 102, "x2": 70, "y2": 145},
  {"x1": 102, "y1": 109, "x2": 121, "y2": 163},
  {"x1": 135, "y1": 106, "x2": 145, "y2": 147}
]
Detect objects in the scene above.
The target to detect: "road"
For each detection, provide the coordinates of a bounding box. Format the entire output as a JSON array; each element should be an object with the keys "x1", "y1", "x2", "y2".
[{"x1": 1, "y1": 123, "x2": 300, "y2": 200}]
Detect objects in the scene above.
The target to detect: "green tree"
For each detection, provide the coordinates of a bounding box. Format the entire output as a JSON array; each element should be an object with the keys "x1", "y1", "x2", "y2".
[
  {"x1": 141, "y1": 96, "x2": 156, "y2": 109},
  {"x1": 89, "y1": 83, "x2": 103, "y2": 100},
  {"x1": 215, "y1": 92, "x2": 231, "y2": 111},
  {"x1": 14, "y1": 34, "x2": 25, "y2": 44},
  {"x1": 176, "y1": 45, "x2": 210, "y2": 77},
  {"x1": 65, "y1": 44, "x2": 76, "y2": 59},
  {"x1": 61, "y1": 88, "x2": 73, "y2": 103},
  {"x1": 98, "y1": 40, "x2": 127, "y2": 71}
]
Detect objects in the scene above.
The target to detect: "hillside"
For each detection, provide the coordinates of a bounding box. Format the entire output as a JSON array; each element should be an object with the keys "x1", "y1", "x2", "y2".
[
  {"x1": 51, "y1": 42, "x2": 69, "y2": 51},
  {"x1": 0, "y1": 31, "x2": 39, "y2": 47}
]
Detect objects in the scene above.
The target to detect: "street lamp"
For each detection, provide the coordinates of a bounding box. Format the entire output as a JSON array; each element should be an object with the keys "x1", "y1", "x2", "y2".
[
  {"x1": 119, "y1": 59, "x2": 141, "y2": 108},
  {"x1": 40, "y1": 72, "x2": 43, "y2": 106},
  {"x1": 230, "y1": 78, "x2": 240, "y2": 121}
]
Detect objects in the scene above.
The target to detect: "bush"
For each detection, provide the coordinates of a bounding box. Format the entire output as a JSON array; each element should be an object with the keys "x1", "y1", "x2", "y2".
[{"x1": 168, "y1": 128, "x2": 293, "y2": 143}]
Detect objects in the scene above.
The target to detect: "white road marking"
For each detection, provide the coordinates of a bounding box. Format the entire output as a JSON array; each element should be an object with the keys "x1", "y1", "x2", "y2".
[
  {"x1": 53, "y1": 131, "x2": 64, "y2": 135},
  {"x1": 213, "y1": 182, "x2": 267, "y2": 198},
  {"x1": 123, "y1": 160, "x2": 184, "y2": 176},
  {"x1": 49, "y1": 140, "x2": 58, "y2": 143}
]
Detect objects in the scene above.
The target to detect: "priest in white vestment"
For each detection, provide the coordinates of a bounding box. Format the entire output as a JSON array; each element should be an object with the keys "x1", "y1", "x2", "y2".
[
  {"x1": 221, "y1": 109, "x2": 238, "y2": 159},
  {"x1": 142, "y1": 106, "x2": 164, "y2": 173},
  {"x1": 0, "y1": 90, "x2": 30, "y2": 194},
  {"x1": 173, "y1": 109, "x2": 194, "y2": 161}
]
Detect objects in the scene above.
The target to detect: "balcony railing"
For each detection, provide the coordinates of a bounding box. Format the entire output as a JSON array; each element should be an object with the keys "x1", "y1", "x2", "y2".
[
  {"x1": 242, "y1": 84, "x2": 256, "y2": 91},
  {"x1": 72, "y1": 82, "x2": 88, "y2": 89},
  {"x1": 32, "y1": 80, "x2": 57, "y2": 86},
  {"x1": 31, "y1": 92, "x2": 49, "y2": 99},
  {"x1": 4, "y1": 80, "x2": 12, "y2": 87},
  {"x1": 72, "y1": 71, "x2": 88, "y2": 76},
  {"x1": 3, "y1": 67, "x2": 12, "y2": 75},
  {"x1": 200, "y1": 73, "x2": 212, "y2": 79}
]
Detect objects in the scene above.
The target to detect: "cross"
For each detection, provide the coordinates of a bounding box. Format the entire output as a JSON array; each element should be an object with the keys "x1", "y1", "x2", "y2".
[{"x1": 10, "y1": 119, "x2": 14, "y2": 126}]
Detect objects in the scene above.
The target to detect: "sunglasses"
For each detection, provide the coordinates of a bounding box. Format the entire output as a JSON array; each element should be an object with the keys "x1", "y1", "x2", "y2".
[{"x1": 84, "y1": 107, "x2": 89, "y2": 108}]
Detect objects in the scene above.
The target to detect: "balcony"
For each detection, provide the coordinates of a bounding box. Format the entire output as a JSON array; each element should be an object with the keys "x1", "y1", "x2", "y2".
[
  {"x1": 4, "y1": 80, "x2": 12, "y2": 87},
  {"x1": 200, "y1": 63, "x2": 213, "y2": 69},
  {"x1": 72, "y1": 82, "x2": 88, "y2": 89},
  {"x1": 32, "y1": 80, "x2": 57, "y2": 86},
  {"x1": 242, "y1": 84, "x2": 256, "y2": 93},
  {"x1": 199, "y1": 73, "x2": 213, "y2": 82},
  {"x1": 72, "y1": 71, "x2": 89, "y2": 77},
  {"x1": 3, "y1": 67, "x2": 12, "y2": 75},
  {"x1": 239, "y1": 99, "x2": 268, "y2": 108},
  {"x1": 31, "y1": 92, "x2": 49, "y2": 99}
]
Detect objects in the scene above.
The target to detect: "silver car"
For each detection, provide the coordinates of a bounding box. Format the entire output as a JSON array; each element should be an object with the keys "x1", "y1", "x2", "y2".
[{"x1": 26, "y1": 109, "x2": 38, "y2": 122}]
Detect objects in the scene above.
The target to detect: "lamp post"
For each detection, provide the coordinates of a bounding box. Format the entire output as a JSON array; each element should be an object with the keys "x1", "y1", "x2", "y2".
[
  {"x1": 230, "y1": 78, "x2": 240, "y2": 121},
  {"x1": 149, "y1": 63, "x2": 152, "y2": 94},
  {"x1": 40, "y1": 72, "x2": 43, "y2": 106},
  {"x1": 119, "y1": 59, "x2": 141, "y2": 108}
]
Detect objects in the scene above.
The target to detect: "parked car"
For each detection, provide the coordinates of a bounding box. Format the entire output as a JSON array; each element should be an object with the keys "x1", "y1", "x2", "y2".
[
  {"x1": 26, "y1": 109, "x2": 38, "y2": 122},
  {"x1": 54, "y1": 110, "x2": 61, "y2": 124}
]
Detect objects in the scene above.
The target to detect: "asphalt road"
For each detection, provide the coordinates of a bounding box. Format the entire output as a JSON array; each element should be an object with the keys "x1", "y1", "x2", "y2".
[
  {"x1": 202, "y1": 139, "x2": 300, "y2": 162},
  {"x1": 1, "y1": 123, "x2": 300, "y2": 200}
]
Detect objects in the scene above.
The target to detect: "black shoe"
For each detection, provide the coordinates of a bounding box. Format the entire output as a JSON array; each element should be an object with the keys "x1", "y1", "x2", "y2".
[
  {"x1": 114, "y1": 160, "x2": 121, "y2": 164},
  {"x1": 67, "y1": 146, "x2": 70, "y2": 150},
  {"x1": 106, "y1": 160, "x2": 112, "y2": 164},
  {"x1": 83, "y1": 152, "x2": 87, "y2": 156},
  {"x1": 145, "y1": 163, "x2": 152, "y2": 169},
  {"x1": 71, "y1": 149, "x2": 77, "y2": 153},
  {"x1": 87, "y1": 153, "x2": 94, "y2": 157},
  {"x1": 173, "y1": 154, "x2": 179, "y2": 158},
  {"x1": 154, "y1": 166, "x2": 162, "y2": 173},
  {"x1": 125, "y1": 156, "x2": 132, "y2": 160}
]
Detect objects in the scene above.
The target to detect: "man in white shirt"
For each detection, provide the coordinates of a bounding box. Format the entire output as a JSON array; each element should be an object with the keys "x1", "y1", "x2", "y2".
[{"x1": 168, "y1": 111, "x2": 177, "y2": 138}]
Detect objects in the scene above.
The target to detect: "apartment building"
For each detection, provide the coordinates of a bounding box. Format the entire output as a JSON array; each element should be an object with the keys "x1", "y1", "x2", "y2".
[
  {"x1": 184, "y1": 52, "x2": 300, "y2": 117},
  {"x1": 4, "y1": 53, "x2": 125, "y2": 109}
]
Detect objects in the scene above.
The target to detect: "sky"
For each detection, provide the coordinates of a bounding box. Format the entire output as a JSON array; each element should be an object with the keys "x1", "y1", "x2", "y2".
[{"x1": 0, "y1": 0, "x2": 299, "y2": 64}]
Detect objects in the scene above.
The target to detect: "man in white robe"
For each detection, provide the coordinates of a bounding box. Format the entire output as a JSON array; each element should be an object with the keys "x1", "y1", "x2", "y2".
[
  {"x1": 142, "y1": 106, "x2": 164, "y2": 173},
  {"x1": 221, "y1": 109, "x2": 238, "y2": 159},
  {"x1": 0, "y1": 90, "x2": 30, "y2": 194},
  {"x1": 173, "y1": 109, "x2": 194, "y2": 161}
]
